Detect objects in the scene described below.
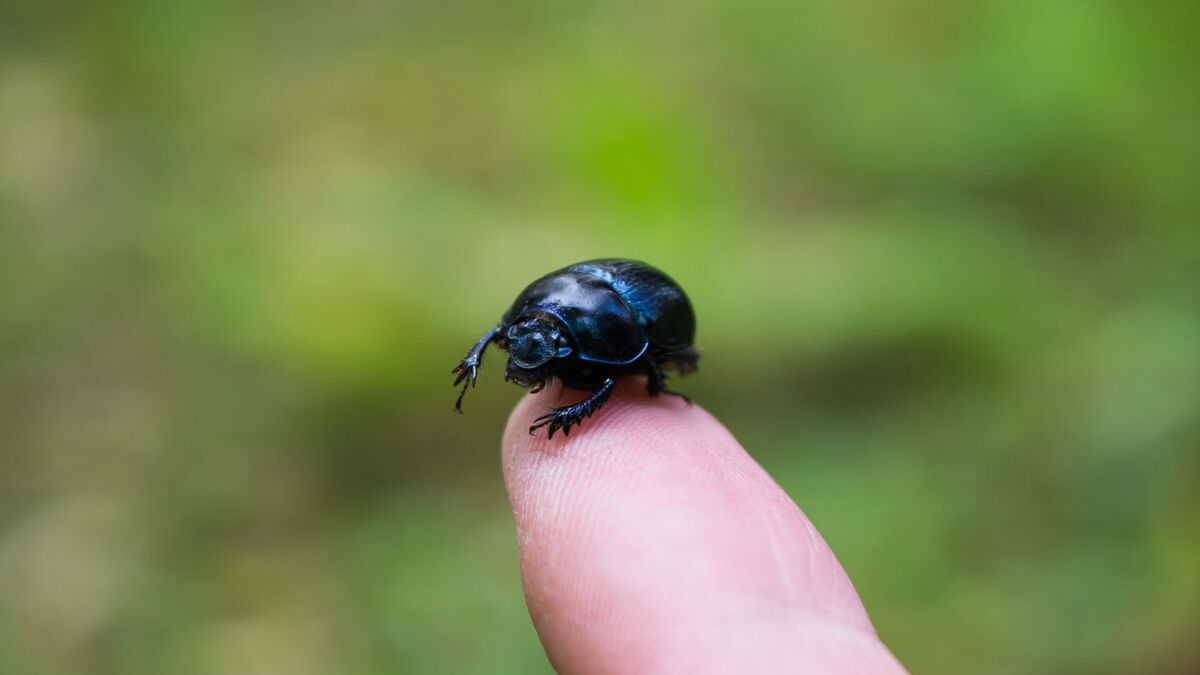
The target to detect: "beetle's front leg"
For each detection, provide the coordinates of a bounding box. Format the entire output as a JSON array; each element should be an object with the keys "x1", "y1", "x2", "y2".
[
  {"x1": 529, "y1": 377, "x2": 615, "y2": 438},
  {"x1": 452, "y1": 326, "x2": 501, "y2": 412}
]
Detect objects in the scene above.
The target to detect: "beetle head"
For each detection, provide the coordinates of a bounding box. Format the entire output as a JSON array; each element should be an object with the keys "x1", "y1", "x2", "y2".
[{"x1": 504, "y1": 317, "x2": 573, "y2": 387}]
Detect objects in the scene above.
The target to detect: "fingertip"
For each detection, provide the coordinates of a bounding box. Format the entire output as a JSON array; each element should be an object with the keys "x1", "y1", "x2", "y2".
[{"x1": 501, "y1": 379, "x2": 898, "y2": 673}]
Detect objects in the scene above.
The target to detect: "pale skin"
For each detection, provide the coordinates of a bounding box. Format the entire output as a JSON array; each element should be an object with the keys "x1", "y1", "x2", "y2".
[{"x1": 503, "y1": 379, "x2": 908, "y2": 674}]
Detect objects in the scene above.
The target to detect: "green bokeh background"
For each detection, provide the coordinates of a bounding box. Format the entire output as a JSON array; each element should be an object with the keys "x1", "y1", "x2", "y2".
[{"x1": 2, "y1": 1, "x2": 1198, "y2": 673}]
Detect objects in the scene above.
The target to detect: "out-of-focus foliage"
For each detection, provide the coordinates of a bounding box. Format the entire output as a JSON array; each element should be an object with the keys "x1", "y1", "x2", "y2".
[{"x1": 1, "y1": 1, "x2": 1197, "y2": 673}]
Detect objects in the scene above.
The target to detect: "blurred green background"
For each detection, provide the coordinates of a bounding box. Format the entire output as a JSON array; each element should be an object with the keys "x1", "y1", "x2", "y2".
[{"x1": 2, "y1": 1, "x2": 1198, "y2": 673}]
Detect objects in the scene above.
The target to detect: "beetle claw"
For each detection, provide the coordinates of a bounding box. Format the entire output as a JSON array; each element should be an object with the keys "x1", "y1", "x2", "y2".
[
  {"x1": 452, "y1": 327, "x2": 502, "y2": 413},
  {"x1": 525, "y1": 378, "x2": 614, "y2": 438}
]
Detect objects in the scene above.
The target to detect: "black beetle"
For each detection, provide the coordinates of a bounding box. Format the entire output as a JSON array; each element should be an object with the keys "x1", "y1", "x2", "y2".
[{"x1": 453, "y1": 259, "x2": 699, "y2": 437}]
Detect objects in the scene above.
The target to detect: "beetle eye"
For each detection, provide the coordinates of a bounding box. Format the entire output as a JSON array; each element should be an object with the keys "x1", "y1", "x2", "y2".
[{"x1": 554, "y1": 333, "x2": 573, "y2": 358}]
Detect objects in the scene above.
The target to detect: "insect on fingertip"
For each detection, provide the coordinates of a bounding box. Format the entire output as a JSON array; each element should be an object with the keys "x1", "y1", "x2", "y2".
[{"x1": 451, "y1": 259, "x2": 700, "y2": 438}]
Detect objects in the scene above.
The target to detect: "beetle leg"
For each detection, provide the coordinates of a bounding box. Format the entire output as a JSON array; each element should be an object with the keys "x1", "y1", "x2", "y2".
[
  {"x1": 452, "y1": 326, "x2": 501, "y2": 412},
  {"x1": 668, "y1": 347, "x2": 700, "y2": 375},
  {"x1": 529, "y1": 377, "x2": 615, "y2": 438},
  {"x1": 643, "y1": 356, "x2": 692, "y2": 405}
]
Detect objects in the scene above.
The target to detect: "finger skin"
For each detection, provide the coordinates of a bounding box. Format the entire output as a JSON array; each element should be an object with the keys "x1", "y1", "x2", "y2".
[{"x1": 502, "y1": 380, "x2": 907, "y2": 674}]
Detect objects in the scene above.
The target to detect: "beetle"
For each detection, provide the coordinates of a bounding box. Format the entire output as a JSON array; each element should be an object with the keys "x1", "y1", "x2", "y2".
[{"x1": 452, "y1": 259, "x2": 699, "y2": 437}]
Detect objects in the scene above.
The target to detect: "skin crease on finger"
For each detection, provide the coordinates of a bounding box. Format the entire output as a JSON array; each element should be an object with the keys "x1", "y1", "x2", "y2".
[{"x1": 502, "y1": 379, "x2": 908, "y2": 675}]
